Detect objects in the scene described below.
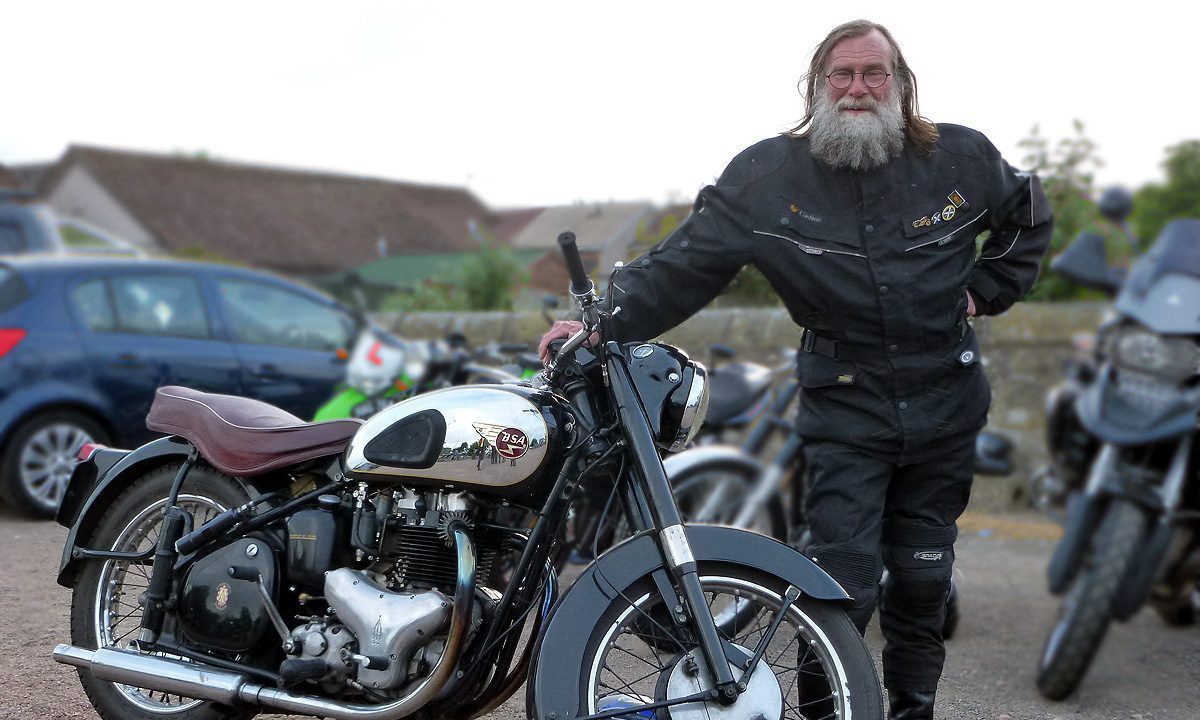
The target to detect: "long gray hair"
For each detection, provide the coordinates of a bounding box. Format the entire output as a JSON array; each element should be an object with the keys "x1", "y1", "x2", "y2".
[{"x1": 788, "y1": 20, "x2": 938, "y2": 155}]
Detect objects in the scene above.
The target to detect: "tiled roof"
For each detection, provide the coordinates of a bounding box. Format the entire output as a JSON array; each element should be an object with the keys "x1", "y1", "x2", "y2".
[
  {"x1": 508, "y1": 201, "x2": 656, "y2": 252},
  {"x1": 41, "y1": 145, "x2": 496, "y2": 274}
]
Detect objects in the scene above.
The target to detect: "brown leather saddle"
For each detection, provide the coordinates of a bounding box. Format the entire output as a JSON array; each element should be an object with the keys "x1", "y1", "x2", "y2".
[{"x1": 146, "y1": 386, "x2": 362, "y2": 477}]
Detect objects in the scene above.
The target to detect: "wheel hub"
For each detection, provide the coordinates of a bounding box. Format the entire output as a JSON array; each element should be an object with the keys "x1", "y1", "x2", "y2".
[{"x1": 662, "y1": 644, "x2": 782, "y2": 720}]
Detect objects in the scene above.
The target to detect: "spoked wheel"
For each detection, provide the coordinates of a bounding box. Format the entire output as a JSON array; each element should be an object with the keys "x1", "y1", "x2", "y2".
[
  {"x1": 69, "y1": 463, "x2": 255, "y2": 720},
  {"x1": 581, "y1": 567, "x2": 882, "y2": 720},
  {"x1": 1037, "y1": 499, "x2": 1146, "y2": 701}
]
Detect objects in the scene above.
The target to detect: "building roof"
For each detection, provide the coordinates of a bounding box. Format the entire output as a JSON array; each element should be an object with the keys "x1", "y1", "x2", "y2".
[
  {"x1": 508, "y1": 201, "x2": 656, "y2": 252},
  {"x1": 0, "y1": 163, "x2": 23, "y2": 189},
  {"x1": 39, "y1": 145, "x2": 498, "y2": 274}
]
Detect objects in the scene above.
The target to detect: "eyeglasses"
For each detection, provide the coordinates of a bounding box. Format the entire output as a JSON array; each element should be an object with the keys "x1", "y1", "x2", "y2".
[{"x1": 825, "y1": 70, "x2": 891, "y2": 89}]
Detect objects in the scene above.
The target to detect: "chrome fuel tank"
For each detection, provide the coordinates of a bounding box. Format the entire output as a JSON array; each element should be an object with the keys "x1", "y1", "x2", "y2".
[{"x1": 344, "y1": 384, "x2": 570, "y2": 503}]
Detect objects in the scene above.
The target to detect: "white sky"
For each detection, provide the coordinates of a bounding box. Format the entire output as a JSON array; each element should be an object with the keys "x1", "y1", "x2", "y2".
[{"x1": 3, "y1": 1, "x2": 1195, "y2": 209}]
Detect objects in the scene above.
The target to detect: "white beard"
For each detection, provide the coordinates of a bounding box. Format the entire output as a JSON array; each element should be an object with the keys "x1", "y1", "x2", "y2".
[{"x1": 808, "y1": 87, "x2": 905, "y2": 171}]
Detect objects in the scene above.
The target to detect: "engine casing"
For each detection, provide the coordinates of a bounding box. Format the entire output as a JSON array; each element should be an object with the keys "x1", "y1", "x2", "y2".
[{"x1": 344, "y1": 384, "x2": 571, "y2": 505}]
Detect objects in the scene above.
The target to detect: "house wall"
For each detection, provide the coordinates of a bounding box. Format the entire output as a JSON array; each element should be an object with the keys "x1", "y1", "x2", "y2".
[{"x1": 45, "y1": 166, "x2": 158, "y2": 250}]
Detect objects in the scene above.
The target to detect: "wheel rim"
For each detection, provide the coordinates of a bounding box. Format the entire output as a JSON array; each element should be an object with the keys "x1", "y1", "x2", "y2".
[
  {"x1": 18, "y1": 422, "x2": 93, "y2": 511},
  {"x1": 587, "y1": 575, "x2": 853, "y2": 720},
  {"x1": 93, "y1": 493, "x2": 228, "y2": 714}
]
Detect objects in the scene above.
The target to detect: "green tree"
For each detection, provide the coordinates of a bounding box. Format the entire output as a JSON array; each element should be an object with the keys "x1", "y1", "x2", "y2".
[
  {"x1": 381, "y1": 236, "x2": 527, "y2": 312},
  {"x1": 1018, "y1": 121, "x2": 1129, "y2": 301},
  {"x1": 1132, "y1": 140, "x2": 1200, "y2": 243}
]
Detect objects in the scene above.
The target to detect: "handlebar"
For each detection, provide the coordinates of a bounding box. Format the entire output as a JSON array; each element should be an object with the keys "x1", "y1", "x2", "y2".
[{"x1": 557, "y1": 232, "x2": 593, "y2": 296}]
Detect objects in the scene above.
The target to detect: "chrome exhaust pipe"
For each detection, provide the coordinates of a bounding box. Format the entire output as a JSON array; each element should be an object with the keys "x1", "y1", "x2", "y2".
[
  {"x1": 53, "y1": 644, "x2": 253, "y2": 706},
  {"x1": 54, "y1": 526, "x2": 477, "y2": 720}
]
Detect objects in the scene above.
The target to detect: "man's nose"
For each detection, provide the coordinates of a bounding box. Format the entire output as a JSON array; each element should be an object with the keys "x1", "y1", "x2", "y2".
[{"x1": 846, "y1": 73, "x2": 871, "y2": 96}]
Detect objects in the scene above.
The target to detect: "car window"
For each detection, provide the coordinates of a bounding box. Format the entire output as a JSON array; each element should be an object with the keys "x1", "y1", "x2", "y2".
[
  {"x1": 0, "y1": 221, "x2": 26, "y2": 254},
  {"x1": 106, "y1": 274, "x2": 211, "y2": 339},
  {"x1": 70, "y1": 278, "x2": 116, "y2": 331},
  {"x1": 217, "y1": 278, "x2": 352, "y2": 351},
  {"x1": 0, "y1": 264, "x2": 30, "y2": 311}
]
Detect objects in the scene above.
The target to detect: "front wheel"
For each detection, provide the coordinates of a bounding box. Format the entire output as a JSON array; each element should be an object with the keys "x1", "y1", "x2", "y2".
[
  {"x1": 68, "y1": 462, "x2": 256, "y2": 720},
  {"x1": 1037, "y1": 499, "x2": 1146, "y2": 700},
  {"x1": 579, "y1": 566, "x2": 882, "y2": 720}
]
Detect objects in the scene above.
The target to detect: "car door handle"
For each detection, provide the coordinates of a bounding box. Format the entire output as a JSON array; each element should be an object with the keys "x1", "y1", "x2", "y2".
[
  {"x1": 253, "y1": 364, "x2": 283, "y2": 380},
  {"x1": 111, "y1": 353, "x2": 146, "y2": 369}
]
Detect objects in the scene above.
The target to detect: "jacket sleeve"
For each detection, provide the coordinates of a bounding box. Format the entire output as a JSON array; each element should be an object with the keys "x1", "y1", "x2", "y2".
[
  {"x1": 605, "y1": 151, "x2": 758, "y2": 343},
  {"x1": 967, "y1": 164, "x2": 1053, "y2": 316}
]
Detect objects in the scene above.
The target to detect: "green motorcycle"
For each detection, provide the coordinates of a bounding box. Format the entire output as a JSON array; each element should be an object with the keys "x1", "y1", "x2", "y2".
[{"x1": 313, "y1": 325, "x2": 526, "y2": 421}]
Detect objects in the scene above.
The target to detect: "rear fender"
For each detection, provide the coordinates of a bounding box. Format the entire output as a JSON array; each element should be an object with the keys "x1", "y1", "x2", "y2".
[
  {"x1": 528, "y1": 525, "x2": 848, "y2": 720},
  {"x1": 57, "y1": 435, "x2": 200, "y2": 587}
]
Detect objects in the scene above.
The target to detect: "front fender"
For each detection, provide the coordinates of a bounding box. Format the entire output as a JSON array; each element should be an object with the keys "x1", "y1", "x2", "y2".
[
  {"x1": 662, "y1": 444, "x2": 761, "y2": 480},
  {"x1": 529, "y1": 525, "x2": 848, "y2": 720},
  {"x1": 56, "y1": 435, "x2": 195, "y2": 587}
]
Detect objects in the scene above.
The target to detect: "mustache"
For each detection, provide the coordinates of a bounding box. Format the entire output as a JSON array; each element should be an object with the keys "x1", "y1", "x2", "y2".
[{"x1": 836, "y1": 96, "x2": 879, "y2": 111}]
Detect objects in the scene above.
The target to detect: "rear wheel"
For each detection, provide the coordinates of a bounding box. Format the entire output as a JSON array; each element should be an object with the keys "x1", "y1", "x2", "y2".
[
  {"x1": 1037, "y1": 499, "x2": 1146, "y2": 700},
  {"x1": 579, "y1": 566, "x2": 882, "y2": 720},
  {"x1": 0, "y1": 410, "x2": 109, "y2": 518},
  {"x1": 68, "y1": 463, "x2": 256, "y2": 720}
]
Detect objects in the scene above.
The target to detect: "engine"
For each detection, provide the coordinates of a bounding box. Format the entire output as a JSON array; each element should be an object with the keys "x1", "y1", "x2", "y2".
[{"x1": 278, "y1": 488, "x2": 509, "y2": 696}]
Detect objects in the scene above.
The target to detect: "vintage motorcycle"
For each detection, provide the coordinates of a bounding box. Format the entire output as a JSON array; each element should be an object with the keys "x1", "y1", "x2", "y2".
[
  {"x1": 1036, "y1": 217, "x2": 1200, "y2": 700},
  {"x1": 52, "y1": 232, "x2": 882, "y2": 720}
]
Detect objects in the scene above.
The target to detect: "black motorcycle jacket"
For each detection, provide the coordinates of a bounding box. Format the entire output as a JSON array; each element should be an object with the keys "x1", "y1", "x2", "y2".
[{"x1": 607, "y1": 125, "x2": 1053, "y2": 462}]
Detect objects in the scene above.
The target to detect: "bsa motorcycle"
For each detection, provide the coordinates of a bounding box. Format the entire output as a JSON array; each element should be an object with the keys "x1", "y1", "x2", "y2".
[
  {"x1": 1036, "y1": 216, "x2": 1200, "y2": 700},
  {"x1": 53, "y1": 232, "x2": 882, "y2": 720}
]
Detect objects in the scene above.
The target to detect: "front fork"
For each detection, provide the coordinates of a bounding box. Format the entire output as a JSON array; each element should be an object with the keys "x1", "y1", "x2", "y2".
[{"x1": 606, "y1": 351, "x2": 743, "y2": 704}]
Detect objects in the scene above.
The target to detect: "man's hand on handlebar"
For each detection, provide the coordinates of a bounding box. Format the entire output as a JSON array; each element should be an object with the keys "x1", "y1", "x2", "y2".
[{"x1": 538, "y1": 320, "x2": 599, "y2": 366}]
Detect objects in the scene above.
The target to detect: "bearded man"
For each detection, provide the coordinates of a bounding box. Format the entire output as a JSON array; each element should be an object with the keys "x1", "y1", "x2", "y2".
[{"x1": 540, "y1": 19, "x2": 1051, "y2": 720}]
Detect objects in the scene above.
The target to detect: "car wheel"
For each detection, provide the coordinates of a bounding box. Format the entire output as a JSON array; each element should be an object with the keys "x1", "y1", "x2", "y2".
[{"x1": 0, "y1": 410, "x2": 109, "y2": 519}]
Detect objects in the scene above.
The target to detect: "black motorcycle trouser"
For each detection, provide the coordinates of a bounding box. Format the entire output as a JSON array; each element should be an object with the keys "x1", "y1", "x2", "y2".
[{"x1": 800, "y1": 436, "x2": 975, "y2": 692}]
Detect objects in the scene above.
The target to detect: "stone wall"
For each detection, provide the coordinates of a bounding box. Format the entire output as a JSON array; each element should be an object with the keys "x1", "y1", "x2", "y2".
[{"x1": 377, "y1": 302, "x2": 1109, "y2": 510}]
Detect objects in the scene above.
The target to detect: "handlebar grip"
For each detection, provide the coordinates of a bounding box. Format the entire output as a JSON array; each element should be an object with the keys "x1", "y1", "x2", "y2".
[{"x1": 557, "y1": 232, "x2": 591, "y2": 294}]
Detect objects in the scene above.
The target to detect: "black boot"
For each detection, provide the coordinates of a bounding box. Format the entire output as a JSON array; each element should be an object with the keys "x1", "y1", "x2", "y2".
[{"x1": 888, "y1": 689, "x2": 936, "y2": 720}]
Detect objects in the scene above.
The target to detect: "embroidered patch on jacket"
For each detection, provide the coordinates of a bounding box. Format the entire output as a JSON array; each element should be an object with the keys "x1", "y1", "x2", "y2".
[
  {"x1": 836, "y1": 374, "x2": 854, "y2": 384},
  {"x1": 787, "y1": 202, "x2": 822, "y2": 223},
  {"x1": 911, "y1": 190, "x2": 969, "y2": 229}
]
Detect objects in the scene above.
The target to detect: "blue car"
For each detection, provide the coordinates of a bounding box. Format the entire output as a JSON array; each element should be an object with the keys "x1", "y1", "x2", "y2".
[{"x1": 0, "y1": 256, "x2": 360, "y2": 517}]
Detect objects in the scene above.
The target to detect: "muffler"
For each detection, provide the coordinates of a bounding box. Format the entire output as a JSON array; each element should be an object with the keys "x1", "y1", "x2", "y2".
[
  {"x1": 54, "y1": 524, "x2": 477, "y2": 720},
  {"x1": 54, "y1": 643, "x2": 255, "y2": 706}
]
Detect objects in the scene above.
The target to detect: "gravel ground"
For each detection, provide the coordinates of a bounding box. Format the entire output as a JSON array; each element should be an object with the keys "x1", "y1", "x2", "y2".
[{"x1": 2, "y1": 503, "x2": 1197, "y2": 720}]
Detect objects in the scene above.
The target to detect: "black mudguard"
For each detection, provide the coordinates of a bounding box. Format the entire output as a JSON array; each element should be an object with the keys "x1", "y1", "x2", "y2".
[
  {"x1": 528, "y1": 524, "x2": 848, "y2": 720},
  {"x1": 57, "y1": 435, "x2": 197, "y2": 587}
]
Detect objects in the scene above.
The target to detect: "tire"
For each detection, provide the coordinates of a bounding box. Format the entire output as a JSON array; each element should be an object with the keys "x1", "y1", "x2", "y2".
[
  {"x1": 68, "y1": 462, "x2": 257, "y2": 720},
  {"x1": 670, "y1": 461, "x2": 787, "y2": 541},
  {"x1": 1037, "y1": 499, "x2": 1146, "y2": 700},
  {"x1": 0, "y1": 410, "x2": 110, "y2": 519},
  {"x1": 578, "y1": 564, "x2": 882, "y2": 720}
]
